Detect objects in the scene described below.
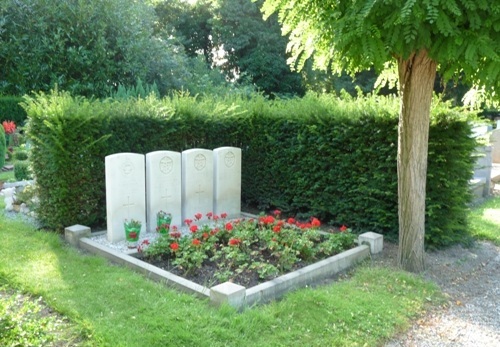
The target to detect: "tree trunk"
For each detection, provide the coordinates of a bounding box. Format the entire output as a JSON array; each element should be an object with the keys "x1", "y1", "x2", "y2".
[{"x1": 397, "y1": 50, "x2": 437, "y2": 273}]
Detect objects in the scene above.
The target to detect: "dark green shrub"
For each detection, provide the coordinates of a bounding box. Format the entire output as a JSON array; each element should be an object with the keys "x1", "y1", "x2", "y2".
[
  {"x1": 13, "y1": 149, "x2": 28, "y2": 161},
  {"x1": 23, "y1": 91, "x2": 476, "y2": 247},
  {"x1": 0, "y1": 96, "x2": 27, "y2": 126},
  {"x1": 14, "y1": 160, "x2": 31, "y2": 181}
]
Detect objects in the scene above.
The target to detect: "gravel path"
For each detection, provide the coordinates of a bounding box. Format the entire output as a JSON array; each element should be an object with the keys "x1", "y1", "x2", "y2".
[{"x1": 380, "y1": 241, "x2": 500, "y2": 347}]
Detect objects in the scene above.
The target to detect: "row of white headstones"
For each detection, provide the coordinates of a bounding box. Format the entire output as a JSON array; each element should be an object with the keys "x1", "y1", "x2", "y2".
[{"x1": 105, "y1": 147, "x2": 241, "y2": 243}]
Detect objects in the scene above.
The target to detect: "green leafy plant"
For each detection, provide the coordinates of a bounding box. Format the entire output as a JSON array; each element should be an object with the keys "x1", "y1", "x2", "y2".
[
  {"x1": 14, "y1": 160, "x2": 31, "y2": 181},
  {"x1": 142, "y1": 211, "x2": 357, "y2": 285}
]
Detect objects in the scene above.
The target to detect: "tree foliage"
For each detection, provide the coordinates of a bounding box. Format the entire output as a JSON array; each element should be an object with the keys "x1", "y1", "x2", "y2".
[
  {"x1": 211, "y1": 0, "x2": 305, "y2": 96},
  {"x1": 0, "y1": 0, "x2": 190, "y2": 97},
  {"x1": 262, "y1": 0, "x2": 499, "y2": 93}
]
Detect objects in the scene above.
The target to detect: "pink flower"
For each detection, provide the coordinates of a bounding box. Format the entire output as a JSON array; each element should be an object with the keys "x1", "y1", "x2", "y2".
[
  {"x1": 184, "y1": 219, "x2": 193, "y2": 226},
  {"x1": 206, "y1": 212, "x2": 213, "y2": 219},
  {"x1": 194, "y1": 213, "x2": 202, "y2": 221},
  {"x1": 221, "y1": 212, "x2": 228, "y2": 219},
  {"x1": 273, "y1": 210, "x2": 281, "y2": 216}
]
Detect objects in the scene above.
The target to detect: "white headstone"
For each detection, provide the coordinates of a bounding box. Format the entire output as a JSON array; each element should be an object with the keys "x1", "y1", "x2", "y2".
[
  {"x1": 146, "y1": 151, "x2": 182, "y2": 232},
  {"x1": 213, "y1": 147, "x2": 241, "y2": 218},
  {"x1": 105, "y1": 153, "x2": 146, "y2": 242},
  {"x1": 182, "y1": 148, "x2": 213, "y2": 223}
]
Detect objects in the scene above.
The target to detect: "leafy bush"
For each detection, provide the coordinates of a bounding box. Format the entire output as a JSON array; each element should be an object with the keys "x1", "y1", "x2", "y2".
[
  {"x1": 0, "y1": 96, "x2": 27, "y2": 126},
  {"x1": 13, "y1": 148, "x2": 28, "y2": 161},
  {"x1": 14, "y1": 160, "x2": 31, "y2": 181},
  {"x1": 23, "y1": 91, "x2": 476, "y2": 247}
]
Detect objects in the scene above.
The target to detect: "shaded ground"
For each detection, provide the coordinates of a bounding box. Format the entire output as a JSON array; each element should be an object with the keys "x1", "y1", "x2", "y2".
[{"x1": 378, "y1": 241, "x2": 500, "y2": 347}]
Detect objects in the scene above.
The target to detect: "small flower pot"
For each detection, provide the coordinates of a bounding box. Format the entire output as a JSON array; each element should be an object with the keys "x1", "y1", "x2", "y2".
[
  {"x1": 156, "y1": 211, "x2": 172, "y2": 234},
  {"x1": 124, "y1": 221, "x2": 142, "y2": 248}
]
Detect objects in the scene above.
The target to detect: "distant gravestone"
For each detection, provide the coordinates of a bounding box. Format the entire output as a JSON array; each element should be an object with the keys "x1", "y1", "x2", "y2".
[
  {"x1": 182, "y1": 149, "x2": 213, "y2": 223},
  {"x1": 490, "y1": 129, "x2": 500, "y2": 163},
  {"x1": 213, "y1": 147, "x2": 241, "y2": 218},
  {"x1": 105, "y1": 153, "x2": 146, "y2": 242},
  {"x1": 146, "y1": 151, "x2": 182, "y2": 232}
]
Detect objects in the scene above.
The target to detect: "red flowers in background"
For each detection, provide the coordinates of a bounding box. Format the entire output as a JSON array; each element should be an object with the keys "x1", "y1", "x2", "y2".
[
  {"x1": 170, "y1": 242, "x2": 179, "y2": 251},
  {"x1": 311, "y1": 217, "x2": 321, "y2": 228},
  {"x1": 2, "y1": 120, "x2": 16, "y2": 134},
  {"x1": 192, "y1": 239, "x2": 201, "y2": 246},
  {"x1": 340, "y1": 225, "x2": 348, "y2": 232}
]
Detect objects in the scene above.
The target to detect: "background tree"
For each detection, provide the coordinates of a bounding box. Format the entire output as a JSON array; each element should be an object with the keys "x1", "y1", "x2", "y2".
[
  {"x1": 210, "y1": 0, "x2": 305, "y2": 96},
  {"x1": 154, "y1": 0, "x2": 215, "y2": 65},
  {"x1": 0, "y1": 0, "x2": 190, "y2": 97},
  {"x1": 261, "y1": 0, "x2": 500, "y2": 272}
]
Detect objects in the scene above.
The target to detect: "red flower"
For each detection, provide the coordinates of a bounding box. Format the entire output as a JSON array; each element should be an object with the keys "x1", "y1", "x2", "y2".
[
  {"x1": 273, "y1": 225, "x2": 281, "y2": 233},
  {"x1": 259, "y1": 215, "x2": 275, "y2": 225},
  {"x1": 202, "y1": 232, "x2": 209, "y2": 239},
  {"x1": 340, "y1": 225, "x2": 348, "y2": 232},
  {"x1": 221, "y1": 212, "x2": 228, "y2": 219},
  {"x1": 128, "y1": 231, "x2": 137, "y2": 239},
  {"x1": 2, "y1": 120, "x2": 16, "y2": 135},
  {"x1": 213, "y1": 215, "x2": 220, "y2": 221},
  {"x1": 206, "y1": 212, "x2": 213, "y2": 219},
  {"x1": 141, "y1": 239, "x2": 150, "y2": 245},
  {"x1": 184, "y1": 218, "x2": 193, "y2": 226},
  {"x1": 228, "y1": 238, "x2": 241, "y2": 246},
  {"x1": 287, "y1": 218, "x2": 296, "y2": 224},
  {"x1": 210, "y1": 228, "x2": 220, "y2": 236},
  {"x1": 192, "y1": 239, "x2": 201, "y2": 246},
  {"x1": 273, "y1": 209, "x2": 281, "y2": 216},
  {"x1": 311, "y1": 217, "x2": 321, "y2": 228},
  {"x1": 194, "y1": 213, "x2": 202, "y2": 221},
  {"x1": 170, "y1": 242, "x2": 179, "y2": 251},
  {"x1": 190, "y1": 225, "x2": 198, "y2": 233},
  {"x1": 169, "y1": 231, "x2": 181, "y2": 239},
  {"x1": 225, "y1": 222, "x2": 233, "y2": 231}
]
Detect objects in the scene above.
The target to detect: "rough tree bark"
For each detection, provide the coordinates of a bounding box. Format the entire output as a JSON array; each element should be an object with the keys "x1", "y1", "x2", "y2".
[{"x1": 397, "y1": 49, "x2": 437, "y2": 273}]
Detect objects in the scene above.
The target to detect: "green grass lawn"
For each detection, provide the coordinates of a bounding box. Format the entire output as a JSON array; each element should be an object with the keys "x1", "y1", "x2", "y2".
[
  {"x1": 0, "y1": 210, "x2": 443, "y2": 347},
  {"x1": 468, "y1": 195, "x2": 500, "y2": 245},
  {"x1": 1, "y1": 194, "x2": 499, "y2": 346},
  {"x1": 0, "y1": 169, "x2": 14, "y2": 182}
]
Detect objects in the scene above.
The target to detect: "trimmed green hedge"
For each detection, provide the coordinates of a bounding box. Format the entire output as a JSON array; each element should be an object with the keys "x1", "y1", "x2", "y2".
[
  {"x1": 23, "y1": 91, "x2": 477, "y2": 247},
  {"x1": 0, "y1": 96, "x2": 27, "y2": 126}
]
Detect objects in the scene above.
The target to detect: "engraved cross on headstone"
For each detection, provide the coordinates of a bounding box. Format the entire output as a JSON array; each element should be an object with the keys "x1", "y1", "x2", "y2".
[
  {"x1": 195, "y1": 184, "x2": 205, "y2": 205},
  {"x1": 123, "y1": 195, "x2": 135, "y2": 216},
  {"x1": 161, "y1": 187, "x2": 172, "y2": 203}
]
